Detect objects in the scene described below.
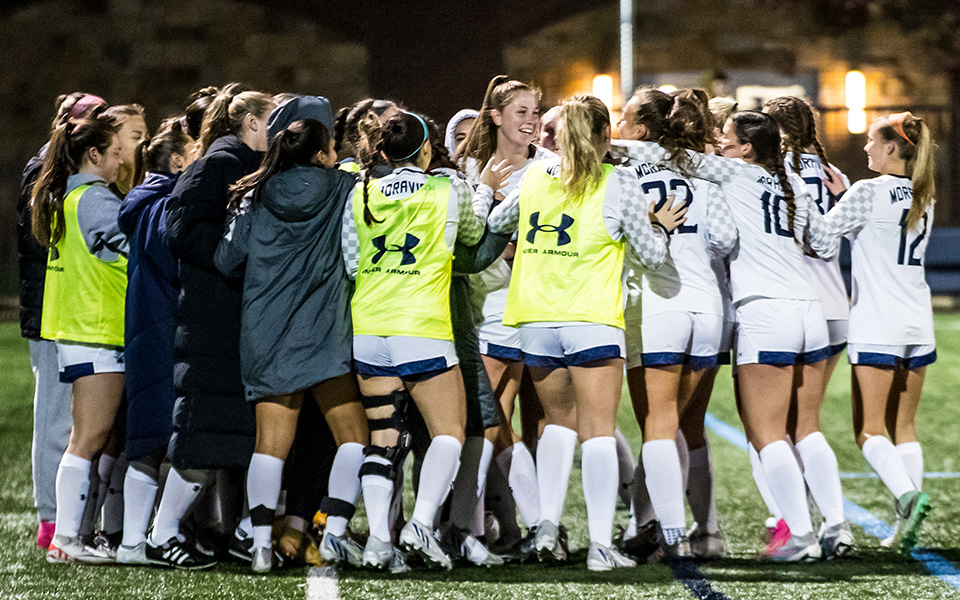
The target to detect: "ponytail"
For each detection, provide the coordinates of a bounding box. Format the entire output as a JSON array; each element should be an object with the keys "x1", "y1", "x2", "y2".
[
  {"x1": 228, "y1": 118, "x2": 331, "y2": 212},
  {"x1": 877, "y1": 112, "x2": 935, "y2": 231},
  {"x1": 731, "y1": 111, "x2": 800, "y2": 246},
  {"x1": 557, "y1": 94, "x2": 609, "y2": 204},
  {"x1": 198, "y1": 83, "x2": 273, "y2": 155},
  {"x1": 763, "y1": 96, "x2": 830, "y2": 174},
  {"x1": 31, "y1": 117, "x2": 118, "y2": 247},
  {"x1": 134, "y1": 117, "x2": 193, "y2": 184}
]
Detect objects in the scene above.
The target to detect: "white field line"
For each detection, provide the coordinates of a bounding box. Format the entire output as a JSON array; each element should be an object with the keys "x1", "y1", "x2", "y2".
[{"x1": 307, "y1": 566, "x2": 340, "y2": 600}]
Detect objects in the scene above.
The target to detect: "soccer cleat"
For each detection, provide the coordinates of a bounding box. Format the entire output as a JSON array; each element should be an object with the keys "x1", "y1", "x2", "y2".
[
  {"x1": 46, "y1": 535, "x2": 115, "y2": 565},
  {"x1": 765, "y1": 532, "x2": 823, "y2": 562},
  {"x1": 228, "y1": 526, "x2": 254, "y2": 563},
  {"x1": 893, "y1": 490, "x2": 932, "y2": 555},
  {"x1": 251, "y1": 546, "x2": 273, "y2": 573},
  {"x1": 37, "y1": 521, "x2": 55, "y2": 550},
  {"x1": 459, "y1": 533, "x2": 504, "y2": 567},
  {"x1": 586, "y1": 542, "x2": 637, "y2": 571},
  {"x1": 145, "y1": 536, "x2": 218, "y2": 570},
  {"x1": 319, "y1": 531, "x2": 364, "y2": 567},
  {"x1": 615, "y1": 520, "x2": 662, "y2": 562},
  {"x1": 91, "y1": 530, "x2": 119, "y2": 561},
  {"x1": 819, "y1": 522, "x2": 854, "y2": 559},
  {"x1": 362, "y1": 536, "x2": 409, "y2": 573},
  {"x1": 534, "y1": 520, "x2": 567, "y2": 562},
  {"x1": 657, "y1": 531, "x2": 692, "y2": 562},
  {"x1": 688, "y1": 523, "x2": 726, "y2": 559},
  {"x1": 117, "y1": 541, "x2": 151, "y2": 565},
  {"x1": 760, "y1": 518, "x2": 791, "y2": 557},
  {"x1": 400, "y1": 519, "x2": 452, "y2": 569}
]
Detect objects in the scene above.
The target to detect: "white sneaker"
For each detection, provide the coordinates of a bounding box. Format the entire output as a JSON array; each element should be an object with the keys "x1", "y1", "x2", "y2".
[
  {"x1": 818, "y1": 522, "x2": 854, "y2": 559},
  {"x1": 46, "y1": 535, "x2": 115, "y2": 565},
  {"x1": 586, "y1": 542, "x2": 637, "y2": 571},
  {"x1": 251, "y1": 545, "x2": 273, "y2": 573},
  {"x1": 362, "y1": 536, "x2": 410, "y2": 573},
  {"x1": 766, "y1": 532, "x2": 823, "y2": 562},
  {"x1": 399, "y1": 519, "x2": 452, "y2": 570},
  {"x1": 460, "y1": 533, "x2": 504, "y2": 567},
  {"x1": 117, "y1": 541, "x2": 150, "y2": 565},
  {"x1": 319, "y1": 531, "x2": 364, "y2": 567},
  {"x1": 534, "y1": 520, "x2": 566, "y2": 562}
]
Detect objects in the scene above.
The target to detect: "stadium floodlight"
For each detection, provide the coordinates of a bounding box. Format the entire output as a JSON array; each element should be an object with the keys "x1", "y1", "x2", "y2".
[
  {"x1": 593, "y1": 75, "x2": 614, "y2": 110},
  {"x1": 846, "y1": 70, "x2": 867, "y2": 134},
  {"x1": 658, "y1": 85, "x2": 678, "y2": 94}
]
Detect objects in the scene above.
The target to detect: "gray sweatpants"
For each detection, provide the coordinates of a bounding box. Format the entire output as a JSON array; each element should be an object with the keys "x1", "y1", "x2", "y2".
[{"x1": 30, "y1": 339, "x2": 72, "y2": 522}]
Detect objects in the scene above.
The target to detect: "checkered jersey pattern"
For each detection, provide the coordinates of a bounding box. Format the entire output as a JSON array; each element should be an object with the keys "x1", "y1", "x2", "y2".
[
  {"x1": 823, "y1": 179, "x2": 876, "y2": 239},
  {"x1": 614, "y1": 167, "x2": 669, "y2": 270},
  {"x1": 610, "y1": 140, "x2": 749, "y2": 185},
  {"x1": 703, "y1": 181, "x2": 738, "y2": 257},
  {"x1": 341, "y1": 185, "x2": 359, "y2": 280}
]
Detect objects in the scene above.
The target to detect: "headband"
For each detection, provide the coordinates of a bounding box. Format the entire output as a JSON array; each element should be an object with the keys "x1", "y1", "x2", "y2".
[
  {"x1": 888, "y1": 112, "x2": 916, "y2": 147},
  {"x1": 68, "y1": 94, "x2": 106, "y2": 121},
  {"x1": 395, "y1": 112, "x2": 429, "y2": 162}
]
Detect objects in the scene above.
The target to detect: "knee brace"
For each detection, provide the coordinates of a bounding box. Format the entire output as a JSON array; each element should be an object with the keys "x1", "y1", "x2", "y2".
[{"x1": 361, "y1": 390, "x2": 411, "y2": 432}]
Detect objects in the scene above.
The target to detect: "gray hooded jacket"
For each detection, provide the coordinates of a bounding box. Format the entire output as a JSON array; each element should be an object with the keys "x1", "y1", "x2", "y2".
[{"x1": 215, "y1": 165, "x2": 357, "y2": 399}]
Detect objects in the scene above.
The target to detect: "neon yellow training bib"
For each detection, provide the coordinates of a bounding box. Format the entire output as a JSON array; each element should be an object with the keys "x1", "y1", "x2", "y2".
[
  {"x1": 351, "y1": 175, "x2": 454, "y2": 340},
  {"x1": 40, "y1": 184, "x2": 127, "y2": 347},
  {"x1": 504, "y1": 162, "x2": 625, "y2": 329}
]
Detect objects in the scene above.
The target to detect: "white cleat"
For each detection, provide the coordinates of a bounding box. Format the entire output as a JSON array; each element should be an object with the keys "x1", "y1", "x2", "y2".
[
  {"x1": 586, "y1": 542, "x2": 637, "y2": 571},
  {"x1": 46, "y1": 535, "x2": 115, "y2": 565},
  {"x1": 251, "y1": 545, "x2": 274, "y2": 573},
  {"x1": 117, "y1": 541, "x2": 151, "y2": 565},
  {"x1": 319, "y1": 531, "x2": 364, "y2": 567},
  {"x1": 399, "y1": 519, "x2": 452, "y2": 570}
]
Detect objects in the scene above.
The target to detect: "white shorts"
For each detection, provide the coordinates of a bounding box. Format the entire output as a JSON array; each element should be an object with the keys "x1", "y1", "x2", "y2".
[
  {"x1": 827, "y1": 320, "x2": 849, "y2": 356},
  {"x1": 478, "y1": 319, "x2": 522, "y2": 361},
  {"x1": 624, "y1": 311, "x2": 723, "y2": 370},
  {"x1": 353, "y1": 335, "x2": 459, "y2": 380},
  {"x1": 848, "y1": 343, "x2": 936, "y2": 369},
  {"x1": 520, "y1": 323, "x2": 625, "y2": 369},
  {"x1": 56, "y1": 341, "x2": 124, "y2": 383},
  {"x1": 735, "y1": 298, "x2": 829, "y2": 366}
]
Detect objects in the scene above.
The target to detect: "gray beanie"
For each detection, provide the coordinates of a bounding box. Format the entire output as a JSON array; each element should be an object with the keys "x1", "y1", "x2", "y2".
[{"x1": 268, "y1": 95, "x2": 334, "y2": 139}]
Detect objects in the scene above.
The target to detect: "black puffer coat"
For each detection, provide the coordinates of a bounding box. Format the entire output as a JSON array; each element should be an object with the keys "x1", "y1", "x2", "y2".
[
  {"x1": 17, "y1": 145, "x2": 47, "y2": 339},
  {"x1": 164, "y1": 134, "x2": 261, "y2": 470}
]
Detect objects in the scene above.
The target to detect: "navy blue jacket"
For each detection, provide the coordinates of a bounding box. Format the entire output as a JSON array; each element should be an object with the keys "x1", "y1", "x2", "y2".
[{"x1": 118, "y1": 172, "x2": 180, "y2": 461}]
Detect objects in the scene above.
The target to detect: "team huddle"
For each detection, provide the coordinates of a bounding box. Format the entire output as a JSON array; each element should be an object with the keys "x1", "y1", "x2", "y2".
[{"x1": 17, "y1": 73, "x2": 936, "y2": 575}]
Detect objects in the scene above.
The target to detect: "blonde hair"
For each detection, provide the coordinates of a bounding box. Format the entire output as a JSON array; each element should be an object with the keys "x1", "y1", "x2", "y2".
[
  {"x1": 198, "y1": 83, "x2": 273, "y2": 155},
  {"x1": 708, "y1": 96, "x2": 738, "y2": 130},
  {"x1": 457, "y1": 75, "x2": 540, "y2": 169},
  {"x1": 876, "y1": 113, "x2": 935, "y2": 231},
  {"x1": 556, "y1": 94, "x2": 609, "y2": 204}
]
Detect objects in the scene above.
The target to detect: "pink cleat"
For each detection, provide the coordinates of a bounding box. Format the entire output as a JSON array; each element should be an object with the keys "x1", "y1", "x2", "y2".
[
  {"x1": 760, "y1": 519, "x2": 791, "y2": 557},
  {"x1": 37, "y1": 521, "x2": 55, "y2": 550}
]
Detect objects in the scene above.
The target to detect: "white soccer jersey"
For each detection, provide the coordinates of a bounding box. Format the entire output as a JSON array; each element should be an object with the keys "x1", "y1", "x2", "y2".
[
  {"x1": 621, "y1": 158, "x2": 737, "y2": 316},
  {"x1": 786, "y1": 152, "x2": 850, "y2": 320},
  {"x1": 610, "y1": 140, "x2": 839, "y2": 305},
  {"x1": 824, "y1": 175, "x2": 935, "y2": 346}
]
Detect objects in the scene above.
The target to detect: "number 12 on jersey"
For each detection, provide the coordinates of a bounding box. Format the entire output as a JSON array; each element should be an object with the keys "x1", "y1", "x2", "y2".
[{"x1": 898, "y1": 208, "x2": 928, "y2": 266}]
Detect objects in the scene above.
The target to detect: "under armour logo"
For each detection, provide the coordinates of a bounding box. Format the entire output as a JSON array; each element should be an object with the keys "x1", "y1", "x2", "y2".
[
  {"x1": 527, "y1": 212, "x2": 574, "y2": 246},
  {"x1": 372, "y1": 233, "x2": 420, "y2": 266},
  {"x1": 49, "y1": 247, "x2": 60, "y2": 261}
]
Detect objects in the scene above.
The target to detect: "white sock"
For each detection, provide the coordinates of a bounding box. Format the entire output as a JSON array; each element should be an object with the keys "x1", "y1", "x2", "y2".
[
  {"x1": 536, "y1": 425, "x2": 578, "y2": 525},
  {"x1": 795, "y1": 432, "x2": 845, "y2": 527},
  {"x1": 450, "y1": 437, "x2": 485, "y2": 531},
  {"x1": 324, "y1": 442, "x2": 364, "y2": 537},
  {"x1": 246, "y1": 453, "x2": 284, "y2": 549},
  {"x1": 360, "y1": 456, "x2": 393, "y2": 541},
  {"x1": 94, "y1": 454, "x2": 116, "y2": 529},
  {"x1": 896, "y1": 442, "x2": 924, "y2": 491},
  {"x1": 642, "y1": 439, "x2": 686, "y2": 530},
  {"x1": 506, "y1": 442, "x2": 540, "y2": 527},
  {"x1": 749, "y1": 442, "x2": 781, "y2": 520},
  {"x1": 149, "y1": 468, "x2": 203, "y2": 545},
  {"x1": 862, "y1": 436, "x2": 916, "y2": 500},
  {"x1": 615, "y1": 429, "x2": 635, "y2": 506},
  {"x1": 477, "y1": 439, "x2": 494, "y2": 498},
  {"x1": 412, "y1": 435, "x2": 462, "y2": 526},
  {"x1": 101, "y1": 453, "x2": 127, "y2": 535},
  {"x1": 54, "y1": 453, "x2": 92, "y2": 539},
  {"x1": 760, "y1": 440, "x2": 813, "y2": 537},
  {"x1": 121, "y1": 465, "x2": 158, "y2": 547},
  {"x1": 687, "y1": 443, "x2": 719, "y2": 534},
  {"x1": 581, "y1": 436, "x2": 618, "y2": 546}
]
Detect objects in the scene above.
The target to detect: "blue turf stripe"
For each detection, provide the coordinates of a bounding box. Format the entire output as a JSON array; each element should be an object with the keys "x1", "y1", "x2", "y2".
[
  {"x1": 839, "y1": 472, "x2": 960, "y2": 479},
  {"x1": 670, "y1": 560, "x2": 731, "y2": 600},
  {"x1": 705, "y1": 411, "x2": 960, "y2": 594}
]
